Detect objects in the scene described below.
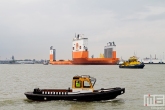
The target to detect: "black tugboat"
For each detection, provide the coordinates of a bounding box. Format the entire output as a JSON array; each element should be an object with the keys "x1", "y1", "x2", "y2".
[
  {"x1": 119, "y1": 56, "x2": 145, "y2": 69},
  {"x1": 24, "y1": 75, "x2": 125, "y2": 101}
]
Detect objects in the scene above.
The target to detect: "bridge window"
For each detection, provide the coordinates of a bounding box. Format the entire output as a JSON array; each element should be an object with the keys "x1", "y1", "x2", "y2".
[
  {"x1": 83, "y1": 81, "x2": 90, "y2": 88},
  {"x1": 75, "y1": 80, "x2": 81, "y2": 88}
]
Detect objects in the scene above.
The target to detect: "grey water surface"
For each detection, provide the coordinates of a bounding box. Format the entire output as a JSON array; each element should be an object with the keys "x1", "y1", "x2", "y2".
[{"x1": 0, "y1": 64, "x2": 164, "y2": 110}]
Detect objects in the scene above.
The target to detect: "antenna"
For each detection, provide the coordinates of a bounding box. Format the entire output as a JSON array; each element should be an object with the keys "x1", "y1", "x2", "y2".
[{"x1": 50, "y1": 46, "x2": 52, "y2": 50}]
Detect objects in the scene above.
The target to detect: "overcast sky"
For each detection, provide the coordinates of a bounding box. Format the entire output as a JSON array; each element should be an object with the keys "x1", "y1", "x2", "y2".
[{"x1": 0, "y1": 0, "x2": 165, "y2": 60}]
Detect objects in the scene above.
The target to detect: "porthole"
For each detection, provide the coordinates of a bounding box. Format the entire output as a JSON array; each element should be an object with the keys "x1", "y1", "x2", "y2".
[{"x1": 44, "y1": 97, "x2": 47, "y2": 100}]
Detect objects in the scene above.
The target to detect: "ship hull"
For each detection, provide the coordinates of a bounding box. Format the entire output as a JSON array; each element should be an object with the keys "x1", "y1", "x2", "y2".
[
  {"x1": 50, "y1": 58, "x2": 119, "y2": 65},
  {"x1": 25, "y1": 88, "x2": 125, "y2": 101},
  {"x1": 119, "y1": 64, "x2": 145, "y2": 69}
]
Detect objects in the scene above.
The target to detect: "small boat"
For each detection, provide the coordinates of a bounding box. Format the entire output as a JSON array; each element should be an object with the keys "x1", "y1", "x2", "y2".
[
  {"x1": 24, "y1": 75, "x2": 125, "y2": 101},
  {"x1": 119, "y1": 56, "x2": 145, "y2": 69},
  {"x1": 43, "y1": 60, "x2": 49, "y2": 65}
]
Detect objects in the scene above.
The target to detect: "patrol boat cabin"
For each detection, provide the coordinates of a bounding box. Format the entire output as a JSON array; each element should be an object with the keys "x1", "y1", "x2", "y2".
[{"x1": 24, "y1": 75, "x2": 125, "y2": 101}]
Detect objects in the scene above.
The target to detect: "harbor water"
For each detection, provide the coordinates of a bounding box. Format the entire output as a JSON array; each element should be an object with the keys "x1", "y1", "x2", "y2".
[{"x1": 0, "y1": 64, "x2": 165, "y2": 110}]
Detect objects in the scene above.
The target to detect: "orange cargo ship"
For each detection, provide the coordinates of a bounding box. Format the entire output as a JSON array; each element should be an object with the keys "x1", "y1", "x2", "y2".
[{"x1": 50, "y1": 34, "x2": 119, "y2": 65}]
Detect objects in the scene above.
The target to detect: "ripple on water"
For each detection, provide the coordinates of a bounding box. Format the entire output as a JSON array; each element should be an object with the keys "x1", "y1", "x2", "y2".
[{"x1": 0, "y1": 64, "x2": 165, "y2": 110}]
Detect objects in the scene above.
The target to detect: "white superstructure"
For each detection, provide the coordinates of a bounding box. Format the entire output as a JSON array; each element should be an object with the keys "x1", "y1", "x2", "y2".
[
  {"x1": 16, "y1": 61, "x2": 34, "y2": 64},
  {"x1": 72, "y1": 34, "x2": 89, "y2": 59},
  {"x1": 72, "y1": 34, "x2": 88, "y2": 52},
  {"x1": 139, "y1": 58, "x2": 165, "y2": 64}
]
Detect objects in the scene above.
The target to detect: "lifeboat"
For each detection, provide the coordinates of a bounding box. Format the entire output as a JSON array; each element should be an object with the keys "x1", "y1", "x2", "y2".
[
  {"x1": 24, "y1": 75, "x2": 125, "y2": 101},
  {"x1": 119, "y1": 56, "x2": 145, "y2": 69}
]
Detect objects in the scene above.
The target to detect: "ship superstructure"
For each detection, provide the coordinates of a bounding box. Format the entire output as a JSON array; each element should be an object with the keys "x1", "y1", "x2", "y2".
[
  {"x1": 138, "y1": 54, "x2": 165, "y2": 64},
  {"x1": 140, "y1": 58, "x2": 165, "y2": 64},
  {"x1": 72, "y1": 34, "x2": 88, "y2": 60},
  {"x1": 104, "y1": 42, "x2": 116, "y2": 58},
  {"x1": 50, "y1": 46, "x2": 56, "y2": 62},
  {"x1": 50, "y1": 34, "x2": 119, "y2": 65}
]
